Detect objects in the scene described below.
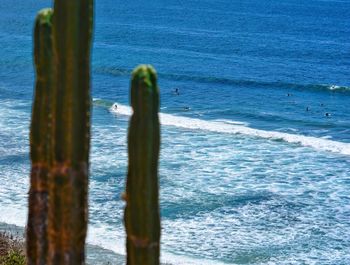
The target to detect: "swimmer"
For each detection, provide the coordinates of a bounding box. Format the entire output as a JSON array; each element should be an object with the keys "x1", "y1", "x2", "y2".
[
  {"x1": 183, "y1": 106, "x2": 190, "y2": 110},
  {"x1": 173, "y1": 88, "x2": 180, "y2": 95},
  {"x1": 306, "y1": 107, "x2": 310, "y2": 111},
  {"x1": 325, "y1": 112, "x2": 331, "y2": 117}
]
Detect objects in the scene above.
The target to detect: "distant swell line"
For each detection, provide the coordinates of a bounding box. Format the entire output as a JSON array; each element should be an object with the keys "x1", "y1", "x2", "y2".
[
  {"x1": 108, "y1": 102, "x2": 350, "y2": 156},
  {"x1": 94, "y1": 66, "x2": 350, "y2": 93}
]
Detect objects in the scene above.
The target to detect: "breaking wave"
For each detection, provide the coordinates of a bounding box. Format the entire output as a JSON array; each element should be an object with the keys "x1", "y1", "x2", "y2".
[{"x1": 107, "y1": 102, "x2": 350, "y2": 156}]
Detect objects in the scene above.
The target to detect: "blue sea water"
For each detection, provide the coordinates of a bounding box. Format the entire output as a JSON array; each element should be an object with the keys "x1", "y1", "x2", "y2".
[{"x1": 1, "y1": 0, "x2": 350, "y2": 264}]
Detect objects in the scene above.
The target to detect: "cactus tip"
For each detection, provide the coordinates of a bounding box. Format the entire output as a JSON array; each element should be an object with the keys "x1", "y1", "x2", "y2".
[
  {"x1": 132, "y1": 64, "x2": 157, "y2": 79},
  {"x1": 131, "y1": 65, "x2": 159, "y2": 112},
  {"x1": 36, "y1": 8, "x2": 53, "y2": 26}
]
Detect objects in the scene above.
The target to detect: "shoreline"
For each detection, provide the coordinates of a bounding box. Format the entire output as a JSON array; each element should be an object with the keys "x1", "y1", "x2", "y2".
[
  {"x1": 0, "y1": 227, "x2": 25, "y2": 264},
  {"x1": 0, "y1": 222, "x2": 124, "y2": 265},
  {"x1": 0, "y1": 222, "x2": 177, "y2": 265}
]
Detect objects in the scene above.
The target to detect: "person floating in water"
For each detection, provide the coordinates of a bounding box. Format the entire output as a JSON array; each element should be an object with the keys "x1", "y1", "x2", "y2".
[
  {"x1": 173, "y1": 88, "x2": 180, "y2": 95},
  {"x1": 306, "y1": 107, "x2": 310, "y2": 111},
  {"x1": 325, "y1": 112, "x2": 331, "y2": 117}
]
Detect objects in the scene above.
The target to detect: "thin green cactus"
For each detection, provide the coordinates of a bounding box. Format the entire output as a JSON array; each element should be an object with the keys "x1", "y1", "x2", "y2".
[
  {"x1": 27, "y1": 8, "x2": 53, "y2": 265},
  {"x1": 124, "y1": 65, "x2": 161, "y2": 265},
  {"x1": 47, "y1": 1, "x2": 93, "y2": 264}
]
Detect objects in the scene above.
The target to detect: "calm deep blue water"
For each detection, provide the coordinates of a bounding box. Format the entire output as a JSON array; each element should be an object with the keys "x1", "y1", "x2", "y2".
[{"x1": 1, "y1": 0, "x2": 350, "y2": 264}]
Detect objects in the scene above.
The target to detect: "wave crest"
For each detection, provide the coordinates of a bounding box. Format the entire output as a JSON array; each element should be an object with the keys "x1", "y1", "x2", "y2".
[
  {"x1": 94, "y1": 66, "x2": 350, "y2": 93},
  {"x1": 107, "y1": 102, "x2": 350, "y2": 156}
]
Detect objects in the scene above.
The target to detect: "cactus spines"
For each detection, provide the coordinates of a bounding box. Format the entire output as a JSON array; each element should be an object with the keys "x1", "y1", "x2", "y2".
[
  {"x1": 27, "y1": 8, "x2": 53, "y2": 265},
  {"x1": 124, "y1": 65, "x2": 161, "y2": 265},
  {"x1": 47, "y1": 1, "x2": 93, "y2": 264}
]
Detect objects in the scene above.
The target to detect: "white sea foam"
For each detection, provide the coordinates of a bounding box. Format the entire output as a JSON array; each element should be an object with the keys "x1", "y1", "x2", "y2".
[
  {"x1": 329, "y1": 85, "x2": 340, "y2": 90},
  {"x1": 87, "y1": 223, "x2": 228, "y2": 265},
  {"x1": 213, "y1": 118, "x2": 249, "y2": 126},
  {"x1": 0, "y1": 99, "x2": 349, "y2": 264},
  {"x1": 328, "y1": 84, "x2": 350, "y2": 91},
  {"x1": 110, "y1": 103, "x2": 350, "y2": 156},
  {"x1": 0, "y1": 206, "x2": 27, "y2": 227}
]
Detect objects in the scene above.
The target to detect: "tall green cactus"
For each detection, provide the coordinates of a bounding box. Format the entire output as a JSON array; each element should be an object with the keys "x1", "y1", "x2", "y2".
[
  {"x1": 27, "y1": 8, "x2": 54, "y2": 265},
  {"x1": 124, "y1": 65, "x2": 161, "y2": 265},
  {"x1": 47, "y1": 1, "x2": 93, "y2": 264}
]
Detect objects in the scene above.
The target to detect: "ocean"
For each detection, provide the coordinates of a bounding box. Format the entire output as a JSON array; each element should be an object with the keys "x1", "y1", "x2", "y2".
[{"x1": 1, "y1": 0, "x2": 350, "y2": 264}]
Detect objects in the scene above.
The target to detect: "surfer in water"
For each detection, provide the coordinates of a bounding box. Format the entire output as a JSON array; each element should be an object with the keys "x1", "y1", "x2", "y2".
[{"x1": 173, "y1": 88, "x2": 180, "y2": 95}]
